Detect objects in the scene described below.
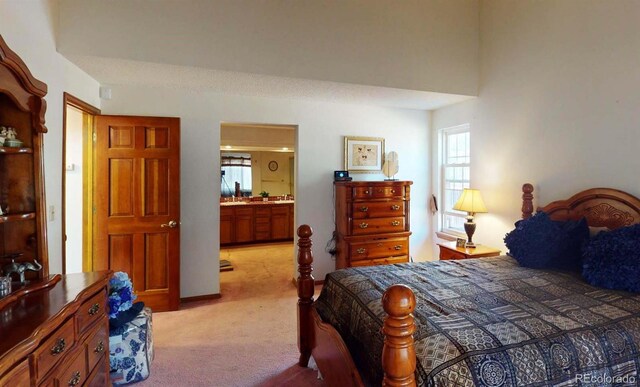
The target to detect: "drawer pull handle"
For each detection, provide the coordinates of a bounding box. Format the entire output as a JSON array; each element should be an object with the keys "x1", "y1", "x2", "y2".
[
  {"x1": 68, "y1": 371, "x2": 81, "y2": 386},
  {"x1": 360, "y1": 206, "x2": 368, "y2": 212},
  {"x1": 359, "y1": 223, "x2": 369, "y2": 229},
  {"x1": 391, "y1": 205, "x2": 400, "y2": 210},
  {"x1": 394, "y1": 245, "x2": 402, "y2": 250},
  {"x1": 51, "y1": 338, "x2": 66, "y2": 355},
  {"x1": 391, "y1": 221, "x2": 401, "y2": 226},
  {"x1": 88, "y1": 303, "x2": 100, "y2": 316},
  {"x1": 94, "y1": 341, "x2": 105, "y2": 354},
  {"x1": 356, "y1": 248, "x2": 366, "y2": 254}
]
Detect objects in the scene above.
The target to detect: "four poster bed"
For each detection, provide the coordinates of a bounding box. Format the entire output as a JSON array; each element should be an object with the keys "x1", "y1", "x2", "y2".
[{"x1": 296, "y1": 183, "x2": 640, "y2": 386}]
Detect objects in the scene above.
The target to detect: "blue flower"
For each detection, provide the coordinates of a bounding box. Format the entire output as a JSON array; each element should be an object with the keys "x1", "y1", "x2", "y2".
[{"x1": 108, "y1": 271, "x2": 137, "y2": 318}]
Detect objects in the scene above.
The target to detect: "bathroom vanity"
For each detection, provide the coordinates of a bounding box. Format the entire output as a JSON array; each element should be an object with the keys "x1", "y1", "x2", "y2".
[{"x1": 220, "y1": 200, "x2": 294, "y2": 245}]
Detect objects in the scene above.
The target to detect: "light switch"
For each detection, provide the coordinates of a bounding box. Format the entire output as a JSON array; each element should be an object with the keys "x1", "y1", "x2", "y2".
[{"x1": 66, "y1": 163, "x2": 75, "y2": 171}]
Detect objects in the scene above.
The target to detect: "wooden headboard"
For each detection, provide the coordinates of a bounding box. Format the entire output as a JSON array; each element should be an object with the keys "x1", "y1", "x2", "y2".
[{"x1": 521, "y1": 183, "x2": 640, "y2": 229}]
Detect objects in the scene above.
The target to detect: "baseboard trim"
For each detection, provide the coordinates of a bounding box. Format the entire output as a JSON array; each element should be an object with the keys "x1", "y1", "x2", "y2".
[{"x1": 180, "y1": 293, "x2": 221, "y2": 303}]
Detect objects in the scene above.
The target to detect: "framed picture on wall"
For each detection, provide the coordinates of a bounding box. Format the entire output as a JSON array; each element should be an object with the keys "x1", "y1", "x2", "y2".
[{"x1": 344, "y1": 136, "x2": 385, "y2": 173}]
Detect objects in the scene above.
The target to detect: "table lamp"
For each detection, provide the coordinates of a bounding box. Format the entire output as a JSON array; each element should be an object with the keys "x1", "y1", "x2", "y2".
[{"x1": 453, "y1": 188, "x2": 487, "y2": 248}]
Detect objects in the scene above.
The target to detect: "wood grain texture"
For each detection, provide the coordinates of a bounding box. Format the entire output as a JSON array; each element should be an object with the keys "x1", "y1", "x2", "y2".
[
  {"x1": 437, "y1": 242, "x2": 501, "y2": 260},
  {"x1": 382, "y1": 285, "x2": 416, "y2": 387},
  {"x1": 95, "y1": 115, "x2": 180, "y2": 312},
  {"x1": 522, "y1": 183, "x2": 640, "y2": 228},
  {"x1": 0, "y1": 272, "x2": 110, "y2": 382},
  {"x1": 220, "y1": 202, "x2": 293, "y2": 245},
  {"x1": 0, "y1": 35, "x2": 49, "y2": 278},
  {"x1": 334, "y1": 181, "x2": 412, "y2": 269}
]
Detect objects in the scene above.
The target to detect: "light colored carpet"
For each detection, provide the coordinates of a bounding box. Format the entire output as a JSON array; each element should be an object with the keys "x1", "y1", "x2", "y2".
[{"x1": 138, "y1": 242, "x2": 324, "y2": 386}]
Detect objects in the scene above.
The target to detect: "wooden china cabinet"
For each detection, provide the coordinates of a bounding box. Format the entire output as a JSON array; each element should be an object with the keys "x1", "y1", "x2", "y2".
[{"x1": 0, "y1": 36, "x2": 111, "y2": 386}]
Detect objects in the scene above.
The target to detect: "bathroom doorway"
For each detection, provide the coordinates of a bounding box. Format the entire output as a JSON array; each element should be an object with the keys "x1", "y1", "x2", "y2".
[{"x1": 218, "y1": 123, "x2": 296, "y2": 294}]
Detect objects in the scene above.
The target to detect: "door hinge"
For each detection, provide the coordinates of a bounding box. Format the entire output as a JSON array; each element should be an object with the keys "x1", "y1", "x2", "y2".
[{"x1": 93, "y1": 132, "x2": 97, "y2": 142}]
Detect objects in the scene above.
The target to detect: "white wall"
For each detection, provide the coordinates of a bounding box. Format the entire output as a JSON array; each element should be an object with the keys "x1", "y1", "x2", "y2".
[
  {"x1": 101, "y1": 86, "x2": 431, "y2": 297},
  {"x1": 432, "y1": 0, "x2": 640, "y2": 252},
  {"x1": 58, "y1": 0, "x2": 479, "y2": 96},
  {"x1": 64, "y1": 106, "x2": 83, "y2": 273},
  {"x1": 0, "y1": 0, "x2": 101, "y2": 274}
]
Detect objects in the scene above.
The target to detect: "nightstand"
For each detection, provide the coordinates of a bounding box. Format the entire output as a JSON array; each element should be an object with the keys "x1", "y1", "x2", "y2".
[{"x1": 438, "y1": 242, "x2": 501, "y2": 260}]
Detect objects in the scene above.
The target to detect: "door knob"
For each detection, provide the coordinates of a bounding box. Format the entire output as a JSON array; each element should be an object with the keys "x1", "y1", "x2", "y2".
[{"x1": 161, "y1": 220, "x2": 179, "y2": 228}]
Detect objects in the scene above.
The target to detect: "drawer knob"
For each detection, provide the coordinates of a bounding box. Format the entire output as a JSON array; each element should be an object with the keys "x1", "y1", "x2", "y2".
[
  {"x1": 88, "y1": 303, "x2": 100, "y2": 316},
  {"x1": 359, "y1": 223, "x2": 369, "y2": 229},
  {"x1": 378, "y1": 189, "x2": 383, "y2": 193},
  {"x1": 360, "y1": 206, "x2": 368, "y2": 212},
  {"x1": 364, "y1": 190, "x2": 369, "y2": 194},
  {"x1": 391, "y1": 205, "x2": 400, "y2": 210},
  {"x1": 94, "y1": 340, "x2": 105, "y2": 354},
  {"x1": 391, "y1": 220, "x2": 401, "y2": 226},
  {"x1": 391, "y1": 189, "x2": 395, "y2": 193},
  {"x1": 394, "y1": 245, "x2": 402, "y2": 250},
  {"x1": 68, "y1": 371, "x2": 81, "y2": 386},
  {"x1": 356, "y1": 248, "x2": 366, "y2": 254},
  {"x1": 51, "y1": 338, "x2": 66, "y2": 355}
]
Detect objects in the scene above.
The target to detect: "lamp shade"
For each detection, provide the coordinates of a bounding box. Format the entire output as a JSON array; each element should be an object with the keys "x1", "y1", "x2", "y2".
[{"x1": 453, "y1": 189, "x2": 488, "y2": 214}]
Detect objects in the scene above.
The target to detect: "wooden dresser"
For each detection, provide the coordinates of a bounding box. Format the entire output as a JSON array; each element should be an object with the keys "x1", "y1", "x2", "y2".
[
  {"x1": 334, "y1": 181, "x2": 412, "y2": 269},
  {"x1": 0, "y1": 272, "x2": 111, "y2": 387}
]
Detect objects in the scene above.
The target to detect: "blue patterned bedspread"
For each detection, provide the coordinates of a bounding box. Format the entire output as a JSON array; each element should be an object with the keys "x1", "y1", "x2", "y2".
[{"x1": 315, "y1": 256, "x2": 640, "y2": 386}]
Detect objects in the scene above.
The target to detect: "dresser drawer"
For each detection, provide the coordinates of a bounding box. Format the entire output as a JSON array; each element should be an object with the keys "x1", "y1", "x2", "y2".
[
  {"x1": 86, "y1": 319, "x2": 109, "y2": 372},
  {"x1": 439, "y1": 247, "x2": 466, "y2": 260},
  {"x1": 0, "y1": 359, "x2": 29, "y2": 387},
  {"x1": 349, "y1": 237, "x2": 409, "y2": 261},
  {"x1": 351, "y1": 217, "x2": 405, "y2": 235},
  {"x1": 371, "y1": 185, "x2": 404, "y2": 198},
  {"x1": 350, "y1": 255, "x2": 409, "y2": 267},
  {"x1": 49, "y1": 344, "x2": 88, "y2": 387},
  {"x1": 255, "y1": 207, "x2": 271, "y2": 216},
  {"x1": 86, "y1": 356, "x2": 108, "y2": 387},
  {"x1": 77, "y1": 290, "x2": 107, "y2": 334},
  {"x1": 352, "y1": 201, "x2": 405, "y2": 219},
  {"x1": 32, "y1": 317, "x2": 76, "y2": 382},
  {"x1": 352, "y1": 186, "x2": 373, "y2": 199}
]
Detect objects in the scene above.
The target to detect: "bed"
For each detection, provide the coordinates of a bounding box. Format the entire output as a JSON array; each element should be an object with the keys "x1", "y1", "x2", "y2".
[{"x1": 296, "y1": 184, "x2": 640, "y2": 386}]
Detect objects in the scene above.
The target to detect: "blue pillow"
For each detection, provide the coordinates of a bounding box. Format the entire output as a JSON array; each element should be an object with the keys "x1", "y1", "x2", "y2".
[
  {"x1": 504, "y1": 212, "x2": 588, "y2": 270},
  {"x1": 582, "y1": 224, "x2": 640, "y2": 293}
]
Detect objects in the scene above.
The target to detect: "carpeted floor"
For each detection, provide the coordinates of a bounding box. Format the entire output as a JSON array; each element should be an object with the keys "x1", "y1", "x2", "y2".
[{"x1": 138, "y1": 242, "x2": 324, "y2": 386}]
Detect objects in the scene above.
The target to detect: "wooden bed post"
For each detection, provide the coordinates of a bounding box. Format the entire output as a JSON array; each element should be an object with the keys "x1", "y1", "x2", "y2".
[
  {"x1": 382, "y1": 284, "x2": 417, "y2": 387},
  {"x1": 522, "y1": 183, "x2": 534, "y2": 219},
  {"x1": 297, "y1": 224, "x2": 315, "y2": 367}
]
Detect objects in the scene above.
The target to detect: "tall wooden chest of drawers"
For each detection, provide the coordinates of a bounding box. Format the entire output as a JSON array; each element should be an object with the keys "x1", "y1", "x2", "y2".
[{"x1": 334, "y1": 181, "x2": 412, "y2": 269}]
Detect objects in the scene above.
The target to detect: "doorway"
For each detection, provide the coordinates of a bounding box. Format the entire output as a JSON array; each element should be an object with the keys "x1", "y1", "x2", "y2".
[
  {"x1": 219, "y1": 123, "x2": 296, "y2": 294},
  {"x1": 63, "y1": 97, "x2": 182, "y2": 311},
  {"x1": 62, "y1": 93, "x2": 100, "y2": 274}
]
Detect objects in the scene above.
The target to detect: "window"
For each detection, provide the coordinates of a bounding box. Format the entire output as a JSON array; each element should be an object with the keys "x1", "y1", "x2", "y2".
[
  {"x1": 439, "y1": 125, "x2": 470, "y2": 234},
  {"x1": 221, "y1": 153, "x2": 252, "y2": 197}
]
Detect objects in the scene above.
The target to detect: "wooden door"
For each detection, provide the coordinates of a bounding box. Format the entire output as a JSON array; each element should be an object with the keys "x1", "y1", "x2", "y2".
[
  {"x1": 219, "y1": 207, "x2": 234, "y2": 244},
  {"x1": 271, "y1": 206, "x2": 290, "y2": 239},
  {"x1": 234, "y1": 207, "x2": 254, "y2": 243},
  {"x1": 94, "y1": 115, "x2": 180, "y2": 312}
]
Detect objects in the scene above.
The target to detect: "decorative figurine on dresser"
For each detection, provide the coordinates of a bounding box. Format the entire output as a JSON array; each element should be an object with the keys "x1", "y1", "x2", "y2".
[
  {"x1": 334, "y1": 180, "x2": 412, "y2": 268},
  {"x1": 0, "y1": 35, "x2": 111, "y2": 386}
]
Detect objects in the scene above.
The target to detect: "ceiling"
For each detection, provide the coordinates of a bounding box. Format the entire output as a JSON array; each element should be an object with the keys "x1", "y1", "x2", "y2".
[{"x1": 67, "y1": 55, "x2": 475, "y2": 110}]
